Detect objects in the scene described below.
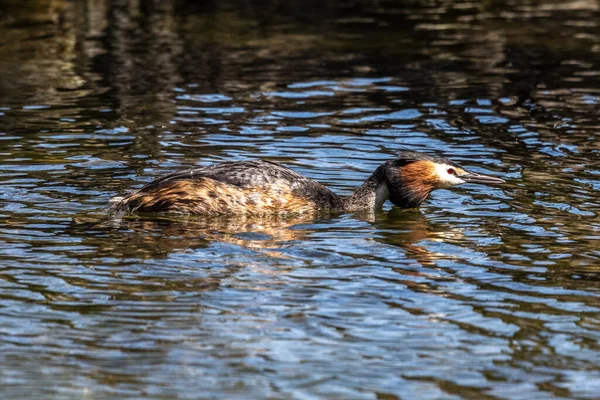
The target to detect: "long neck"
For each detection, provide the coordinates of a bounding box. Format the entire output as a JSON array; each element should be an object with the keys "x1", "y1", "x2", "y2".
[{"x1": 341, "y1": 166, "x2": 389, "y2": 211}]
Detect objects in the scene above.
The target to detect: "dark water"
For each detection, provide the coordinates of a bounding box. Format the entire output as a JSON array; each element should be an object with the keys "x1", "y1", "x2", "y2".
[{"x1": 1, "y1": 0, "x2": 600, "y2": 398}]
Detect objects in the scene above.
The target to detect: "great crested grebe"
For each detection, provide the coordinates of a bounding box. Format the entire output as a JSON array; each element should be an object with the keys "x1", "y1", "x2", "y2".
[{"x1": 110, "y1": 150, "x2": 505, "y2": 215}]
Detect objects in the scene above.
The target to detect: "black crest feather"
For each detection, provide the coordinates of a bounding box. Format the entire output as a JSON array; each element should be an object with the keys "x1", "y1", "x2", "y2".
[{"x1": 395, "y1": 149, "x2": 462, "y2": 169}]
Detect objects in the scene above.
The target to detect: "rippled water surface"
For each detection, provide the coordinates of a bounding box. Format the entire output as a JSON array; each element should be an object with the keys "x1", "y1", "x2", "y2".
[{"x1": 1, "y1": 0, "x2": 600, "y2": 398}]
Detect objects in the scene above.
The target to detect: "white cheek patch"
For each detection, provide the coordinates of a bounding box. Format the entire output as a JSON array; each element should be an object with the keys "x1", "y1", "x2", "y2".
[{"x1": 434, "y1": 163, "x2": 465, "y2": 188}]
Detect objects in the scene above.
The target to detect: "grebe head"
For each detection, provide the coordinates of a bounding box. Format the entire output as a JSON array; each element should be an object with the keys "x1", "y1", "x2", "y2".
[{"x1": 383, "y1": 150, "x2": 505, "y2": 208}]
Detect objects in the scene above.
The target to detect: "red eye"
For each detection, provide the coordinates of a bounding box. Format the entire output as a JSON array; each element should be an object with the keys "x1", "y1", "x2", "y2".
[{"x1": 447, "y1": 168, "x2": 456, "y2": 175}]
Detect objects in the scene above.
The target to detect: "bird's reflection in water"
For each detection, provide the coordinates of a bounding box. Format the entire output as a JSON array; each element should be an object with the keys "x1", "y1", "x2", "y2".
[
  {"x1": 73, "y1": 208, "x2": 465, "y2": 271},
  {"x1": 72, "y1": 212, "x2": 337, "y2": 260},
  {"x1": 375, "y1": 208, "x2": 460, "y2": 260},
  {"x1": 373, "y1": 208, "x2": 466, "y2": 294},
  {"x1": 68, "y1": 209, "x2": 473, "y2": 303}
]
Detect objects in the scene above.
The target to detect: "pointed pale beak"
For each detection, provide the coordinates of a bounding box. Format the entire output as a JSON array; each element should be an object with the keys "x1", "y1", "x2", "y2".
[{"x1": 461, "y1": 171, "x2": 506, "y2": 185}]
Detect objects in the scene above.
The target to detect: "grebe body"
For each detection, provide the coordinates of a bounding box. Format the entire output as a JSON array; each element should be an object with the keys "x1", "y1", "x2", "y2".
[{"x1": 111, "y1": 151, "x2": 505, "y2": 215}]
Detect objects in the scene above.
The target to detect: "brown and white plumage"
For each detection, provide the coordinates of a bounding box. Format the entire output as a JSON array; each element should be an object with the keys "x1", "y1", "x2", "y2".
[{"x1": 110, "y1": 151, "x2": 505, "y2": 215}]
